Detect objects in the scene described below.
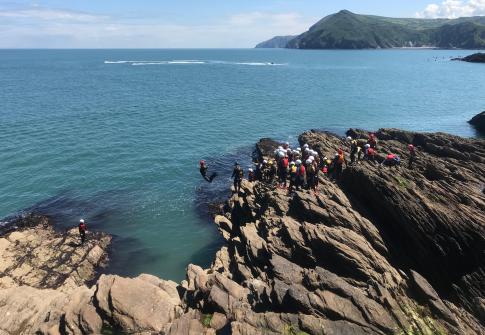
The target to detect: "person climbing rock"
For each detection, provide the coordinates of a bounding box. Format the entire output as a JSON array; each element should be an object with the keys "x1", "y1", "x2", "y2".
[
  {"x1": 382, "y1": 153, "x2": 400, "y2": 168},
  {"x1": 231, "y1": 162, "x2": 244, "y2": 193},
  {"x1": 408, "y1": 144, "x2": 416, "y2": 169},
  {"x1": 199, "y1": 160, "x2": 217, "y2": 183},
  {"x1": 78, "y1": 219, "x2": 87, "y2": 245}
]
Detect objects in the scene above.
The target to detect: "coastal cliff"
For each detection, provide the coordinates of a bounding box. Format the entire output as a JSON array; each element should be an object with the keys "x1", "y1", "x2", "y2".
[{"x1": 1, "y1": 128, "x2": 484, "y2": 335}]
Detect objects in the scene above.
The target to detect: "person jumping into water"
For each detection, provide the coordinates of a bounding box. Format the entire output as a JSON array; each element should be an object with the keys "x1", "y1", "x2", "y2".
[{"x1": 199, "y1": 160, "x2": 217, "y2": 183}]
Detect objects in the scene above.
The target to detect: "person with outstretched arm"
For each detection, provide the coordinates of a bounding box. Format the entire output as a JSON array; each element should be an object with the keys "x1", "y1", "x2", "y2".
[{"x1": 199, "y1": 160, "x2": 217, "y2": 183}]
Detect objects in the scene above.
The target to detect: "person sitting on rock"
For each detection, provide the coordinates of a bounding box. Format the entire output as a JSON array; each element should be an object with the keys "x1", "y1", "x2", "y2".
[
  {"x1": 231, "y1": 162, "x2": 244, "y2": 194},
  {"x1": 408, "y1": 144, "x2": 416, "y2": 169},
  {"x1": 78, "y1": 219, "x2": 87, "y2": 245},
  {"x1": 199, "y1": 160, "x2": 217, "y2": 183}
]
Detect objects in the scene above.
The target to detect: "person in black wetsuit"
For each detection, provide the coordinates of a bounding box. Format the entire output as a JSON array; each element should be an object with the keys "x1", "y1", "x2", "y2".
[
  {"x1": 231, "y1": 162, "x2": 244, "y2": 193},
  {"x1": 199, "y1": 160, "x2": 217, "y2": 183},
  {"x1": 78, "y1": 219, "x2": 87, "y2": 244}
]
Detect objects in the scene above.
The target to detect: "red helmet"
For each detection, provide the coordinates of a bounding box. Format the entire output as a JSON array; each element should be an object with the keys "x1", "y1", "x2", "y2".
[
  {"x1": 338, "y1": 149, "x2": 343, "y2": 155},
  {"x1": 408, "y1": 144, "x2": 414, "y2": 150},
  {"x1": 199, "y1": 160, "x2": 206, "y2": 166}
]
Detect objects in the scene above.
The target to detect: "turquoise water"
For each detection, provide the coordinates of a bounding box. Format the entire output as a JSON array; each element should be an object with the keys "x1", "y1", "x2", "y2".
[{"x1": 0, "y1": 49, "x2": 484, "y2": 281}]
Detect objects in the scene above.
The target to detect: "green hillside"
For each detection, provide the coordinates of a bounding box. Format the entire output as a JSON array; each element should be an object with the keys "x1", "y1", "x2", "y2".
[{"x1": 259, "y1": 10, "x2": 485, "y2": 49}]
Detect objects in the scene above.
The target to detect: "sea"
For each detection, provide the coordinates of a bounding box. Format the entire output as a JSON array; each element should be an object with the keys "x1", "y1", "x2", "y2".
[{"x1": 0, "y1": 49, "x2": 484, "y2": 281}]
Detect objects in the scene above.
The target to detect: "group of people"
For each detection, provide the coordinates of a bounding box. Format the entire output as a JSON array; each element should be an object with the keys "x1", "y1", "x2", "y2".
[{"x1": 199, "y1": 132, "x2": 417, "y2": 195}]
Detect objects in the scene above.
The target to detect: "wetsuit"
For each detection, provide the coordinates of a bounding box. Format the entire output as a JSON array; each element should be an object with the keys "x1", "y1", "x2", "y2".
[
  {"x1": 408, "y1": 149, "x2": 416, "y2": 169},
  {"x1": 289, "y1": 166, "x2": 297, "y2": 192},
  {"x1": 297, "y1": 165, "x2": 306, "y2": 189},
  {"x1": 278, "y1": 158, "x2": 288, "y2": 187},
  {"x1": 231, "y1": 165, "x2": 243, "y2": 193},
  {"x1": 333, "y1": 154, "x2": 346, "y2": 180},
  {"x1": 350, "y1": 142, "x2": 358, "y2": 165},
  {"x1": 78, "y1": 223, "x2": 86, "y2": 244},
  {"x1": 200, "y1": 165, "x2": 217, "y2": 183}
]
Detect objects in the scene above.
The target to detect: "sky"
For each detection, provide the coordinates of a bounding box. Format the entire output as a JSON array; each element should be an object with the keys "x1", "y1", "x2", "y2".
[{"x1": 0, "y1": 0, "x2": 484, "y2": 48}]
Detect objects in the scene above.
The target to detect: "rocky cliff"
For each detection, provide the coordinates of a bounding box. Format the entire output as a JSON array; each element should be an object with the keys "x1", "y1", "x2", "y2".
[{"x1": 1, "y1": 129, "x2": 484, "y2": 335}]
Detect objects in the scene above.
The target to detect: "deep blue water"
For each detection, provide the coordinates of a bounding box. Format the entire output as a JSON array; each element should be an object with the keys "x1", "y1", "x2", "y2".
[{"x1": 0, "y1": 49, "x2": 483, "y2": 281}]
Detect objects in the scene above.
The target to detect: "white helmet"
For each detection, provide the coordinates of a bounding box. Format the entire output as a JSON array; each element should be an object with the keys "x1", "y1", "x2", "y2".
[
  {"x1": 303, "y1": 144, "x2": 309, "y2": 149},
  {"x1": 347, "y1": 136, "x2": 352, "y2": 141},
  {"x1": 297, "y1": 147, "x2": 301, "y2": 151},
  {"x1": 278, "y1": 146, "x2": 283, "y2": 150},
  {"x1": 305, "y1": 148, "x2": 310, "y2": 152},
  {"x1": 263, "y1": 159, "x2": 268, "y2": 164},
  {"x1": 290, "y1": 161, "x2": 295, "y2": 166},
  {"x1": 312, "y1": 150, "x2": 317, "y2": 156},
  {"x1": 296, "y1": 159, "x2": 302, "y2": 165},
  {"x1": 306, "y1": 159, "x2": 312, "y2": 165},
  {"x1": 285, "y1": 141, "x2": 289, "y2": 146},
  {"x1": 249, "y1": 168, "x2": 253, "y2": 172},
  {"x1": 365, "y1": 144, "x2": 371, "y2": 148},
  {"x1": 309, "y1": 156, "x2": 315, "y2": 161},
  {"x1": 80, "y1": 219, "x2": 85, "y2": 223},
  {"x1": 278, "y1": 151, "x2": 285, "y2": 158}
]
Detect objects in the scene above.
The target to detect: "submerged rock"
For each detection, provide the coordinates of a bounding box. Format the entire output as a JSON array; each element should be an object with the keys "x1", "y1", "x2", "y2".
[{"x1": 0, "y1": 128, "x2": 484, "y2": 335}]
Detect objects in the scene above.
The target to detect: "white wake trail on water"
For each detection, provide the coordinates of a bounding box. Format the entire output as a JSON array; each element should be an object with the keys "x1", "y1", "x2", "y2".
[{"x1": 104, "y1": 60, "x2": 287, "y2": 66}]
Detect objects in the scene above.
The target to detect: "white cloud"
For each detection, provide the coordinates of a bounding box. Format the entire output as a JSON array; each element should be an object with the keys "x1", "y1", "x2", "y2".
[
  {"x1": 417, "y1": 0, "x2": 485, "y2": 18},
  {"x1": 0, "y1": 7, "x2": 108, "y2": 22},
  {"x1": 0, "y1": 6, "x2": 314, "y2": 48}
]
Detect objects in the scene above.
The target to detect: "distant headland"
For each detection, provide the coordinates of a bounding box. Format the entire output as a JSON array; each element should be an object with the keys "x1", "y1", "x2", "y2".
[{"x1": 256, "y1": 10, "x2": 485, "y2": 49}]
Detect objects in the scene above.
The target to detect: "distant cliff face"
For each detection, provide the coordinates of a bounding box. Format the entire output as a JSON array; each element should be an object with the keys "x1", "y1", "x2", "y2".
[
  {"x1": 255, "y1": 35, "x2": 296, "y2": 48},
  {"x1": 258, "y1": 10, "x2": 485, "y2": 49}
]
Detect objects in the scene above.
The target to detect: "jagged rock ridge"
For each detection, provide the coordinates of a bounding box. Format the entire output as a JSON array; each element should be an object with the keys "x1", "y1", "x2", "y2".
[{"x1": 0, "y1": 128, "x2": 484, "y2": 334}]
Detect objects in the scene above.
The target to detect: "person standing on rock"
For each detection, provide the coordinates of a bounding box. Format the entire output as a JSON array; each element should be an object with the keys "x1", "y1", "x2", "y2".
[
  {"x1": 333, "y1": 149, "x2": 347, "y2": 180},
  {"x1": 231, "y1": 162, "x2": 244, "y2": 194},
  {"x1": 350, "y1": 140, "x2": 359, "y2": 165},
  {"x1": 278, "y1": 154, "x2": 289, "y2": 189},
  {"x1": 408, "y1": 144, "x2": 416, "y2": 169},
  {"x1": 78, "y1": 219, "x2": 87, "y2": 245}
]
